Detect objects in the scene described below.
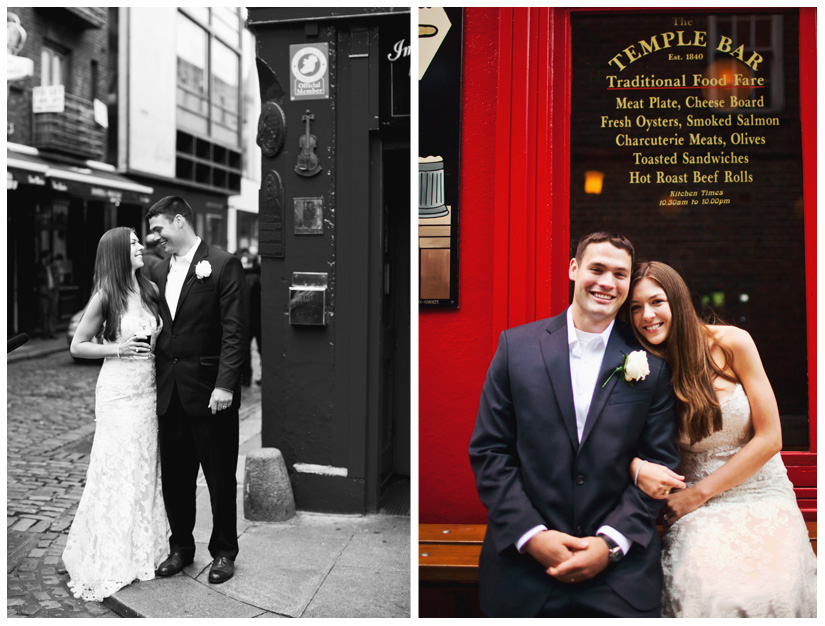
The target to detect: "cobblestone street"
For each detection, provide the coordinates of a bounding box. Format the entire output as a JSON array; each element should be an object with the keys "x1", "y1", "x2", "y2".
[
  {"x1": 7, "y1": 349, "x2": 119, "y2": 618},
  {"x1": 7, "y1": 344, "x2": 261, "y2": 618}
]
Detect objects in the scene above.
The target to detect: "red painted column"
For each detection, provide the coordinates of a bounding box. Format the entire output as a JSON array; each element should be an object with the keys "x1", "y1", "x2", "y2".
[
  {"x1": 493, "y1": 7, "x2": 571, "y2": 334},
  {"x1": 781, "y1": 6, "x2": 817, "y2": 521},
  {"x1": 420, "y1": 8, "x2": 573, "y2": 524}
]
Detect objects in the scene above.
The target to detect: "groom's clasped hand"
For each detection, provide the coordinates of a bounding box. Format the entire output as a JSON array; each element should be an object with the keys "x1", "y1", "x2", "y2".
[{"x1": 526, "y1": 530, "x2": 607, "y2": 584}]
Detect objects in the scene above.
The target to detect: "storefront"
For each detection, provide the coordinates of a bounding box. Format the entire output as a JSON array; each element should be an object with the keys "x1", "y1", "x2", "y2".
[
  {"x1": 7, "y1": 144, "x2": 153, "y2": 336},
  {"x1": 248, "y1": 8, "x2": 410, "y2": 514},
  {"x1": 419, "y1": 6, "x2": 816, "y2": 530}
]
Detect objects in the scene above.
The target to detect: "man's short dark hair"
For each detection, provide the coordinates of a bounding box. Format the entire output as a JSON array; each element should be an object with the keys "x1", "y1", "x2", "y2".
[
  {"x1": 574, "y1": 231, "x2": 634, "y2": 265},
  {"x1": 145, "y1": 195, "x2": 195, "y2": 225}
]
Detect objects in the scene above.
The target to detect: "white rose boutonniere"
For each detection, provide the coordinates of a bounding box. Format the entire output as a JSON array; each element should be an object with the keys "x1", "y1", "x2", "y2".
[
  {"x1": 602, "y1": 350, "x2": 650, "y2": 388},
  {"x1": 195, "y1": 260, "x2": 212, "y2": 281}
]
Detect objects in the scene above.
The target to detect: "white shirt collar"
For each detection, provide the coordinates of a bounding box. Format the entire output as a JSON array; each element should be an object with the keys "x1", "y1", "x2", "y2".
[{"x1": 566, "y1": 306, "x2": 615, "y2": 350}]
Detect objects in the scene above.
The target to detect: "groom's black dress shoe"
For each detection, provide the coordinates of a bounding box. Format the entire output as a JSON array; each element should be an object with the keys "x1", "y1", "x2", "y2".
[
  {"x1": 208, "y1": 556, "x2": 235, "y2": 584},
  {"x1": 155, "y1": 552, "x2": 194, "y2": 577}
]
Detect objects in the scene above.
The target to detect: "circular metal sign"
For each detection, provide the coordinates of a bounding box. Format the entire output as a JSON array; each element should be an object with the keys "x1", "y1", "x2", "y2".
[{"x1": 290, "y1": 46, "x2": 328, "y2": 84}]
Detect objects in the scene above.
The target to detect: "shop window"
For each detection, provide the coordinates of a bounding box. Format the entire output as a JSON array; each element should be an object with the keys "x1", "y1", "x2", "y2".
[
  {"x1": 236, "y1": 210, "x2": 259, "y2": 253},
  {"x1": 204, "y1": 213, "x2": 225, "y2": 248},
  {"x1": 708, "y1": 15, "x2": 785, "y2": 111},
  {"x1": 569, "y1": 11, "x2": 807, "y2": 450}
]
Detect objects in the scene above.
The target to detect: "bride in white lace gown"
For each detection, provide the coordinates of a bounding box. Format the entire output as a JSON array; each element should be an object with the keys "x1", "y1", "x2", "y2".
[
  {"x1": 64, "y1": 228, "x2": 170, "y2": 601},
  {"x1": 627, "y1": 262, "x2": 816, "y2": 618}
]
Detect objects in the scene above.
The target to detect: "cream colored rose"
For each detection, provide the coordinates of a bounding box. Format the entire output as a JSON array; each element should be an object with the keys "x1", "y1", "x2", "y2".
[
  {"x1": 624, "y1": 350, "x2": 650, "y2": 382},
  {"x1": 195, "y1": 260, "x2": 212, "y2": 280}
]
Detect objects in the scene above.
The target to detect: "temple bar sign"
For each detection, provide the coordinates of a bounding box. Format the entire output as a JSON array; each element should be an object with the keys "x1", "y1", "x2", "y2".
[{"x1": 290, "y1": 43, "x2": 330, "y2": 101}]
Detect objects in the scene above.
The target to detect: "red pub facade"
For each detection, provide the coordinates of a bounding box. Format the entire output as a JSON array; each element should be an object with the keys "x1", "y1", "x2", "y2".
[{"x1": 419, "y1": 5, "x2": 816, "y2": 535}]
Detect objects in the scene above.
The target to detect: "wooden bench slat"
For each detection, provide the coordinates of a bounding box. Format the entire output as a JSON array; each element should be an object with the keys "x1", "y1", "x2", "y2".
[
  {"x1": 419, "y1": 523, "x2": 486, "y2": 544},
  {"x1": 420, "y1": 543, "x2": 482, "y2": 582}
]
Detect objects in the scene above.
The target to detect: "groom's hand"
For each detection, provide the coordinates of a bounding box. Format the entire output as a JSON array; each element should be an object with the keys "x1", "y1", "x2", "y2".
[
  {"x1": 524, "y1": 530, "x2": 589, "y2": 570},
  {"x1": 547, "y1": 535, "x2": 609, "y2": 583},
  {"x1": 208, "y1": 388, "x2": 234, "y2": 415}
]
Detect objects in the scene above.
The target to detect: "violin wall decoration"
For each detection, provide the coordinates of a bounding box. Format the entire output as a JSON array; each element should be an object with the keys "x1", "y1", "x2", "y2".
[{"x1": 295, "y1": 109, "x2": 323, "y2": 177}]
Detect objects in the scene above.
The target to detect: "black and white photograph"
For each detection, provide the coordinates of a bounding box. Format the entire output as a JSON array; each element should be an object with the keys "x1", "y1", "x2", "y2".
[{"x1": 7, "y1": 7, "x2": 410, "y2": 618}]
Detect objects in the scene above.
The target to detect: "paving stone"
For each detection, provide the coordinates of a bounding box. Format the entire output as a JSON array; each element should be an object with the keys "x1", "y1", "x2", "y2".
[
  {"x1": 12, "y1": 520, "x2": 37, "y2": 532},
  {"x1": 17, "y1": 605, "x2": 40, "y2": 616}
]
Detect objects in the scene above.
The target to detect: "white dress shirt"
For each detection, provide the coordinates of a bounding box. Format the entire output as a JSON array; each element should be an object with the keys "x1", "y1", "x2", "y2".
[
  {"x1": 517, "y1": 307, "x2": 631, "y2": 557},
  {"x1": 165, "y1": 238, "x2": 201, "y2": 320}
]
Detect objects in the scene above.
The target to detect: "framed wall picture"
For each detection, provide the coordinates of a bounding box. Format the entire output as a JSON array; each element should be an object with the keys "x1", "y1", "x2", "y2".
[{"x1": 419, "y1": 7, "x2": 462, "y2": 308}]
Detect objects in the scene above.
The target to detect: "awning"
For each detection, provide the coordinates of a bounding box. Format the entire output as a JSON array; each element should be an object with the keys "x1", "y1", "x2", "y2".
[
  {"x1": 46, "y1": 162, "x2": 154, "y2": 206},
  {"x1": 7, "y1": 149, "x2": 154, "y2": 205},
  {"x1": 7, "y1": 150, "x2": 50, "y2": 187}
]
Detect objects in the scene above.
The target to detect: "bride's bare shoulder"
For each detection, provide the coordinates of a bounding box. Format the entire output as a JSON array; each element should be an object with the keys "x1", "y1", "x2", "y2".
[{"x1": 708, "y1": 324, "x2": 755, "y2": 354}]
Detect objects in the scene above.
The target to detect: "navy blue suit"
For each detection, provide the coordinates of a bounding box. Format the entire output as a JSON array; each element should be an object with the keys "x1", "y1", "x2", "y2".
[{"x1": 469, "y1": 312, "x2": 679, "y2": 617}]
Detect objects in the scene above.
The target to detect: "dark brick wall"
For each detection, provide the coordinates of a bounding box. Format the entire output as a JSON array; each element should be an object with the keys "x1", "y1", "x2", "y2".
[{"x1": 7, "y1": 7, "x2": 109, "y2": 151}]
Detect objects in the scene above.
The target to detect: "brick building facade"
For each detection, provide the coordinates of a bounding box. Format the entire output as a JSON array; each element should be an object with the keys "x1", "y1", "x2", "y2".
[{"x1": 7, "y1": 7, "x2": 153, "y2": 337}]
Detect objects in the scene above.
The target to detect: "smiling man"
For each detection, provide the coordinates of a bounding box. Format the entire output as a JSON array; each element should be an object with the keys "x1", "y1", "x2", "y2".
[
  {"x1": 146, "y1": 196, "x2": 248, "y2": 585},
  {"x1": 469, "y1": 232, "x2": 680, "y2": 618}
]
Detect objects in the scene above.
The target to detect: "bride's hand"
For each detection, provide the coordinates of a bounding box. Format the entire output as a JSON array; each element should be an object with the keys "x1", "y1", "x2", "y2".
[
  {"x1": 118, "y1": 334, "x2": 151, "y2": 358},
  {"x1": 632, "y1": 458, "x2": 686, "y2": 499},
  {"x1": 662, "y1": 486, "x2": 706, "y2": 525}
]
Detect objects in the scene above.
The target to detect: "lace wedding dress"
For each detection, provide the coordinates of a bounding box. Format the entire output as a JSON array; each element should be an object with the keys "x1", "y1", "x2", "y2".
[
  {"x1": 63, "y1": 314, "x2": 170, "y2": 601},
  {"x1": 661, "y1": 383, "x2": 817, "y2": 617}
]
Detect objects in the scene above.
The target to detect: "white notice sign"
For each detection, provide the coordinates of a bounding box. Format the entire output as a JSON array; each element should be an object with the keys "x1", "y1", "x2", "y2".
[{"x1": 32, "y1": 85, "x2": 65, "y2": 113}]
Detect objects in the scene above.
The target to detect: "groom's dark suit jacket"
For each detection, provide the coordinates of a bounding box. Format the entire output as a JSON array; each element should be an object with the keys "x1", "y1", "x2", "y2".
[
  {"x1": 151, "y1": 241, "x2": 248, "y2": 417},
  {"x1": 469, "y1": 312, "x2": 679, "y2": 617}
]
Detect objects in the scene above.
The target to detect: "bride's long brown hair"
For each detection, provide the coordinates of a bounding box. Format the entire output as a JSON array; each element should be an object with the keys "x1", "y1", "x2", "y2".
[
  {"x1": 93, "y1": 227, "x2": 159, "y2": 342},
  {"x1": 629, "y1": 261, "x2": 737, "y2": 444}
]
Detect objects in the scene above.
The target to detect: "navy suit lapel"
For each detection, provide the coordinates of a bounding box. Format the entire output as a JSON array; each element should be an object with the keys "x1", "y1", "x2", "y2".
[
  {"x1": 173, "y1": 241, "x2": 208, "y2": 320},
  {"x1": 539, "y1": 314, "x2": 579, "y2": 452},
  {"x1": 580, "y1": 321, "x2": 634, "y2": 447}
]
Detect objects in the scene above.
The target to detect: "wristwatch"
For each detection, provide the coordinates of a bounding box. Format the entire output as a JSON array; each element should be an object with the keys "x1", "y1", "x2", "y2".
[{"x1": 597, "y1": 533, "x2": 624, "y2": 563}]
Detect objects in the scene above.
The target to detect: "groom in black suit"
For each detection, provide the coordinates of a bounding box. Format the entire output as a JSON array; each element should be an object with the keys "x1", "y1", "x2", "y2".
[
  {"x1": 469, "y1": 232, "x2": 679, "y2": 617},
  {"x1": 147, "y1": 196, "x2": 248, "y2": 584}
]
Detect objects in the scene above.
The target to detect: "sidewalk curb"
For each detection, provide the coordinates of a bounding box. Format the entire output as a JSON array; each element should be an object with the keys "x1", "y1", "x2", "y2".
[
  {"x1": 102, "y1": 595, "x2": 145, "y2": 618},
  {"x1": 7, "y1": 345, "x2": 68, "y2": 364}
]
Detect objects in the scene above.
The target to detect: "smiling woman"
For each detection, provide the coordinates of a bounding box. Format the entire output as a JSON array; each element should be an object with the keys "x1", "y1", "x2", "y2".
[
  {"x1": 63, "y1": 225, "x2": 166, "y2": 601},
  {"x1": 626, "y1": 261, "x2": 816, "y2": 617},
  {"x1": 630, "y1": 277, "x2": 672, "y2": 344}
]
